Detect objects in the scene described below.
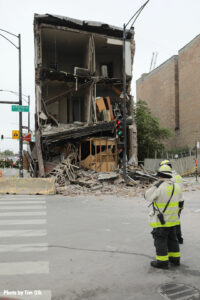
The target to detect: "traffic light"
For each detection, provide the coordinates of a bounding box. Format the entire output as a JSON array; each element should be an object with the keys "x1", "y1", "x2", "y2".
[
  {"x1": 1, "y1": 134, "x2": 4, "y2": 140},
  {"x1": 115, "y1": 118, "x2": 124, "y2": 152},
  {"x1": 115, "y1": 118, "x2": 123, "y2": 138}
]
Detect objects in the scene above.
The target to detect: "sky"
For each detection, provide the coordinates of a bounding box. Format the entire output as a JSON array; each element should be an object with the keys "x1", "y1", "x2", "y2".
[{"x1": 0, "y1": 0, "x2": 200, "y2": 153}]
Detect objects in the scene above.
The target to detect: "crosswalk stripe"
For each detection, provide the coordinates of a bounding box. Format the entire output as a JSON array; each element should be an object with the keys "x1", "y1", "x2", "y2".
[
  {"x1": 0, "y1": 197, "x2": 46, "y2": 200},
  {"x1": 0, "y1": 229, "x2": 47, "y2": 237},
  {"x1": 0, "y1": 290, "x2": 51, "y2": 300},
  {"x1": 0, "y1": 243, "x2": 48, "y2": 252},
  {"x1": 0, "y1": 219, "x2": 46, "y2": 225},
  {"x1": 0, "y1": 261, "x2": 49, "y2": 275},
  {"x1": 0, "y1": 206, "x2": 46, "y2": 210},
  {"x1": 0, "y1": 212, "x2": 46, "y2": 217},
  {"x1": 0, "y1": 196, "x2": 49, "y2": 294},
  {"x1": 0, "y1": 201, "x2": 46, "y2": 205}
]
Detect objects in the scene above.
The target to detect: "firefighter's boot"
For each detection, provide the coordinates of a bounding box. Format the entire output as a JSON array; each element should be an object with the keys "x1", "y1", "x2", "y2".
[{"x1": 150, "y1": 260, "x2": 169, "y2": 269}]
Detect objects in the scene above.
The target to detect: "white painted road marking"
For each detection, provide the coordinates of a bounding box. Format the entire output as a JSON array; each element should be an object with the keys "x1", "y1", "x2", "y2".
[
  {"x1": 0, "y1": 197, "x2": 46, "y2": 200},
  {"x1": 0, "y1": 196, "x2": 49, "y2": 294},
  {"x1": 0, "y1": 212, "x2": 46, "y2": 217},
  {"x1": 0, "y1": 243, "x2": 48, "y2": 252},
  {"x1": 0, "y1": 229, "x2": 47, "y2": 237},
  {"x1": 0, "y1": 219, "x2": 46, "y2": 225},
  {"x1": 0, "y1": 261, "x2": 49, "y2": 275},
  {"x1": 0, "y1": 201, "x2": 46, "y2": 205},
  {"x1": 0, "y1": 206, "x2": 46, "y2": 210}
]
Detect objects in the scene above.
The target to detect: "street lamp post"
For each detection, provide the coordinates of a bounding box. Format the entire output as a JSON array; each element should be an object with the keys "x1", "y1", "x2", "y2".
[
  {"x1": 0, "y1": 29, "x2": 23, "y2": 177},
  {"x1": 122, "y1": 0, "x2": 150, "y2": 181},
  {"x1": 18, "y1": 33, "x2": 23, "y2": 178},
  {"x1": 0, "y1": 89, "x2": 30, "y2": 132},
  {"x1": 28, "y1": 95, "x2": 30, "y2": 133}
]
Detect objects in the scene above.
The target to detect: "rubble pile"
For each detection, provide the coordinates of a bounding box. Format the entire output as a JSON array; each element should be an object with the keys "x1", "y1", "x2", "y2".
[{"x1": 48, "y1": 157, "x2": 157, "y2": 196}]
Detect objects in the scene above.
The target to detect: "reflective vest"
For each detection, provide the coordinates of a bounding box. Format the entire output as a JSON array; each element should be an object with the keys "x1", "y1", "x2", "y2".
[{"x1": 145, "y1": 179, "x2": 183, "y2": 228}]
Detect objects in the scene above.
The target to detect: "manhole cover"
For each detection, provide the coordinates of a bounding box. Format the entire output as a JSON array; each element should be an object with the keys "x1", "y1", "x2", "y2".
[{"x1": 159, "y1": 283, "x2": 200, "y2": 300}]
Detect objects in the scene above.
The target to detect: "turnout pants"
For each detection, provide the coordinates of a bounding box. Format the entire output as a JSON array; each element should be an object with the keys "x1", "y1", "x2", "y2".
[
  {"x1": 175, "y1": 224, "x2": 183, "y2": 243},
  {"x1": 151, "y1": 227, "x2": 180, "y2": 265}
]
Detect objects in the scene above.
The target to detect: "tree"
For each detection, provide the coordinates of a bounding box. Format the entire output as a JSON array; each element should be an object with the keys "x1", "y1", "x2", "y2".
[
  {"x1": 2, "y1": 150, "x2": 14, "y2": 156},
  {"x1": 134, "y1": 100, "x2": 172, "y2": 161}
]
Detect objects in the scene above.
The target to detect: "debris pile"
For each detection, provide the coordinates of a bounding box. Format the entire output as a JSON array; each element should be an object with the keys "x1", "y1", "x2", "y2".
[{"x1": 48, "y1": 156, "x2": 157, "y2": 196}]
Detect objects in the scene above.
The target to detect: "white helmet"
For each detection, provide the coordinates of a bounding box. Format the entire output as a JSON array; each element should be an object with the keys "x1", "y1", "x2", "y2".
[
  {"x1": 157, "y1": 164, "x2": 172, "y2": 178},
  {"x1": 159, "y1": 160, "x2": 172, "y2": 168}
]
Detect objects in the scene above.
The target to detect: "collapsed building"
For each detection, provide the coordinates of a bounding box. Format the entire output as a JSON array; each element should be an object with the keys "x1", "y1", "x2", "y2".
[{"x1": 33, "y1": 14, "x2": 137, "y2": 177}]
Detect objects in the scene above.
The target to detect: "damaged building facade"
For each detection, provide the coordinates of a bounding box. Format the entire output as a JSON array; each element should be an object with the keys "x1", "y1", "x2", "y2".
[{"x1": 33, "y1": 14, "x2": 137, "y2": 176}]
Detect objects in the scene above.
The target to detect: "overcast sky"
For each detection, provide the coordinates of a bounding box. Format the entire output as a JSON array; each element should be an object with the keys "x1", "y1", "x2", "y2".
[{"x1": 0, "y1": 0, "x2": 200, "y2": 153}]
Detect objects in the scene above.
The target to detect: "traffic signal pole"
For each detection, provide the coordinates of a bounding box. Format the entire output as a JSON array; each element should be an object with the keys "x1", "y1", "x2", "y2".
[
  {"x1": 122, "y1": 24, "x2": 127, "y2": 181},
  {"x1": 18, "y1": 34, "x2": 23, "y2": 178},
  {"x1": 121, "y1": 1, "x2": 150, "y2": 181}
]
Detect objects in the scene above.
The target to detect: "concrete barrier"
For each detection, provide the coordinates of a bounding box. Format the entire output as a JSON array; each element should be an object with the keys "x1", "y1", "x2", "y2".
[{"x1": 0, "y1": 177, "x2": 55, "y2": 195}]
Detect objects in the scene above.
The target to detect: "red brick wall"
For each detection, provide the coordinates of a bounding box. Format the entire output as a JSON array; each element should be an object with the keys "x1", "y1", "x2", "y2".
[
  {"x1": 177, "y1": 35, "x2": 200, "y2": 149},
  {"x1": 136, "y1": 34, "x2": 200, "y2": 151},
  {"x1": 136, "y1": 56, "x2": 178, "y2": 149}
]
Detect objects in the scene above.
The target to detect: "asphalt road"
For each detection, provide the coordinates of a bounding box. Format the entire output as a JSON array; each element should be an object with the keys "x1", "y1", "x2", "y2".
[{"x1": 0, "y1": 181, "x2": 199, "y2": 300}]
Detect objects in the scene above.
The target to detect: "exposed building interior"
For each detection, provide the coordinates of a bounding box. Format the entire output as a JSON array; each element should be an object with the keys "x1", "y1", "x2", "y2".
[{"x1": 33, "y1": 14, "x2": 137, "y2": 176}]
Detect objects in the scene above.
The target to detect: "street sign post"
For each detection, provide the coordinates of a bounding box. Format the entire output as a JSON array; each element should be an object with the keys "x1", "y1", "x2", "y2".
[
  {"x1": 12, "y1": 105, "x2": 29, "y2": 112},
  {"x1": 12, "y1": 130, "x2": 19, "y2": 139}
]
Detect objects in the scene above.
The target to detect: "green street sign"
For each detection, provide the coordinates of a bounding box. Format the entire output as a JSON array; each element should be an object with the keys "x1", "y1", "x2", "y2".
[{"x1": 12, "y1": 105, "x2": 29, "y2": 112}]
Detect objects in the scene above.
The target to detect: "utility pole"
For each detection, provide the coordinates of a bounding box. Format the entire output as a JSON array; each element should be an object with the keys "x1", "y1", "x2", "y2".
[
  {"x1": 122, "y1": 0, "x2": 150, "y2": 181},
  {"x1": 18, "y1": 34, "x2": 23, "y2": 178},
  {"x1": 28, "y1": 95, "x2": 30, "y2": 132},
  {"x1": 195, "y1": 141, "x2": 198, "y2": 182},
  {"x1": 122, "y1": 24, "x2": 127, "y2": 181},
  {"x1": 0, "y1": 29, "x2": 23, "y2": 177}
]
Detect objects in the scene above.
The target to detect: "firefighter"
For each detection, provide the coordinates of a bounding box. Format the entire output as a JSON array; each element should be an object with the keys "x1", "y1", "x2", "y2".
[
  {"x1": 159, "y1": 160, "x2": 184, "y2": 243},
  {"x1": 145, "y1": 164, "x2": 183, "y2": 269}
]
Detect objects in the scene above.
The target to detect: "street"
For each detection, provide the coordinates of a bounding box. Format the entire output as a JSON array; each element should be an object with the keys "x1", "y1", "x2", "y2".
[{"x1": 0, "y1": 182, "x2": 199, "y2": 300}]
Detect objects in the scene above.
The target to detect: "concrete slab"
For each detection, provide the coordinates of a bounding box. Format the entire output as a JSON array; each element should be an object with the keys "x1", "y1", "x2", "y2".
[{"x1": 0, "y1": 178, "x2": 55, "y2": 195}]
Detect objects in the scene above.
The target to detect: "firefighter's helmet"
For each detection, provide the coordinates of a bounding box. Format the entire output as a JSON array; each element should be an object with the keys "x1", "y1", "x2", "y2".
[
  {"x1": 157, "y1": 164, "x2": 172, "y2": 178},
  {"x1": 159, "y1": 160, "x2": 172, "y2": 168}
]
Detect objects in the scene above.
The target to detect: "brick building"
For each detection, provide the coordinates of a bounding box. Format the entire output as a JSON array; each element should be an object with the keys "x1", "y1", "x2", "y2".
[{"x1": 136, "y1": 34, "x2": 200, "y2": 150}]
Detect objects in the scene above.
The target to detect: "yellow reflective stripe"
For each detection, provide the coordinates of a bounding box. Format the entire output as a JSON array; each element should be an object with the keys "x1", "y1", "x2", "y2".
[
  {"x1": 155, "y1": 202, "x2": 179, "y2": 208},
  {"x1": 150, "y1": 221, "x2": 180, "y2": 228},
  {"x1": 156, "y1": 255, "x2": 168, "y2": 261},
  {"x1": 175, "y1": 175, "x2": 182, "y2": 183},
  {"x1": 166, "y1": 215, "x2": 179, "y2": 221},
  {"x1": 164, "y1": 209, "x2": 179, "y2": 215},
  {"x1": 168, "y1": 252, "x2": 180, "y2": 258},
  {"x1": 165, "y1": 185, "x2": 179, "y2": 196}
]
